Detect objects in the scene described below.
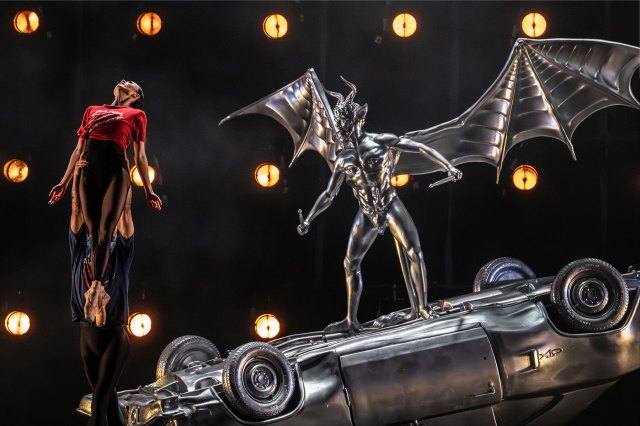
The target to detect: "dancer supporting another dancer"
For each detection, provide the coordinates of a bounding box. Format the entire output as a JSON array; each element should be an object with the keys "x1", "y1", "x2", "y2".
[
  {"x1": 70, "y1": 159, "x2": 133, "y2": 425},
  {"x1": 49, "y1": 79, "x2": 161, "y2": 326}
]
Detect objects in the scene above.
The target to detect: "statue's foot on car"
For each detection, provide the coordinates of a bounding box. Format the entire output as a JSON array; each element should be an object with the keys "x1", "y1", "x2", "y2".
[
  {"x1": 324, "y1": 318, "x2": 361, "y2": 334},
  {"x1": 373, "y1": 311, "x2": 416, "y2": 328},
  {"x1": 419, "y1": 305, "x2": 439, "y2": 320}
]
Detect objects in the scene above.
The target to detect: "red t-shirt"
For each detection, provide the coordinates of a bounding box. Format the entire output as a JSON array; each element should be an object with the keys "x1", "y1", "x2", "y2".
[{"x1": 77, "y1": 104, "x2": 147, "y2": 151}]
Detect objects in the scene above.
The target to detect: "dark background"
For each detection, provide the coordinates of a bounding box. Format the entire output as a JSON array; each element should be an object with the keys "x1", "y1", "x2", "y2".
[{"x1": 0, "y1": 1, "x2": 638, "y2": 425}]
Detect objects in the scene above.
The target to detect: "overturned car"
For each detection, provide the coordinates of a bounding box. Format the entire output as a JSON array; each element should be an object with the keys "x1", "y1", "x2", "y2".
[{"x1": 78, "y1": 258, "x2": 640, "y2": 425}]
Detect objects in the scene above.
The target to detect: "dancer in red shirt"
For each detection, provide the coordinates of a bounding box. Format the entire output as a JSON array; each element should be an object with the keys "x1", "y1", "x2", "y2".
[{"x1": 49, "y1": 80, "x2": 161, "y2": 329}]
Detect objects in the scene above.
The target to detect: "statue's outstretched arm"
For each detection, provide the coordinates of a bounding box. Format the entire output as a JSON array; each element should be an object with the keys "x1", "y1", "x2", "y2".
[
  {"x1": 381, "y1": 134, "x2": 462, "y2": 182},
  {"x1": 297, "y1": 164, "x2": 345, "y2": 235}
]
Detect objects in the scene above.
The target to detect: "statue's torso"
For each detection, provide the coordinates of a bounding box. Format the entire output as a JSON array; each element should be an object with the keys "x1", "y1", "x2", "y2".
[{"x1": 339, "y1": 133, "x2": 397, "y2": 228}]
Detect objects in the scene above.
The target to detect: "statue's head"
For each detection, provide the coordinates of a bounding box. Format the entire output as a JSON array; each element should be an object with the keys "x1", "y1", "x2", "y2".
[{"x1": 327, "y1": 77, "x2": 368, "y2": 150}]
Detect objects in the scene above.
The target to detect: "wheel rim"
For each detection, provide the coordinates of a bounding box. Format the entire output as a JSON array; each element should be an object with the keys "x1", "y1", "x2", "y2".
[
  {"x1": 243, "y1": 359, "x2": 280, "y2": 400},
  {"x1": 570, "y1": 277, "x2": 609, "y2": 315}
]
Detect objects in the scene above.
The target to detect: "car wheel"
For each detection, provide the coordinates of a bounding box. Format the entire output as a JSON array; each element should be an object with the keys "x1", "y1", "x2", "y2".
[
  {"x1": 156, "y1": 335, "x2": 221, "y2": 380},
  {"x1": 222, "y1": 341, "x2": 295, "y2": 419},
  {"x1": 473, "y1": 257, "x2": 536, "y2": 292},
  {"x1": 551, "y1": 258, "x2": 629, "y2": 332}
]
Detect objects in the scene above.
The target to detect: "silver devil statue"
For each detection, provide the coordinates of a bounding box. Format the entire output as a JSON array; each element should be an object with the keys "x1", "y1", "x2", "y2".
[{"x1": 220, "y1": 38, "x2": 639, "y2": 334}]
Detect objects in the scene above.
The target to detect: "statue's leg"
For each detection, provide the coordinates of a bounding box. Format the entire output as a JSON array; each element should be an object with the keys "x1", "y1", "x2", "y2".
[
  {"x1": 371, "y1": 238, "x2": 422, "y2": 328},
  {"x1": 394, "y1": 239, "x2": 418, "y2": 312},
  {"x1": 324, "y1": 211, "x2": 378, "y2": 334},
  {"x1": 387, "y1": 199, "x2": 432, "y2": 320}
]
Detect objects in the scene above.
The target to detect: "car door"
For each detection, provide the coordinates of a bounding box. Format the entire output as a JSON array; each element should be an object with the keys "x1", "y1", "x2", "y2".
[{"x1": 339, "y1": 326, "x2": 501, "y2": 426}]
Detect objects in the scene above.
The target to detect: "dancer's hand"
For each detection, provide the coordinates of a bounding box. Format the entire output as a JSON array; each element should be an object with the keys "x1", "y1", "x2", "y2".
[
  {"x1": 74, "y1": 159, "x2": 89, "y2": 175},
  {"x1": 146, "y1": 192, "x2": 162, "y2": 210},
  {"x1": 48, "y1": 184, "x2": 66, "y2": 205}
]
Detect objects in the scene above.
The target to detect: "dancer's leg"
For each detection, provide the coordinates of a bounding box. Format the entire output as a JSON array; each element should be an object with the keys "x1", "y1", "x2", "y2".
[
  {"x1": 94, "y1": 168, "x2": 129, "y2": 283},
  {"x1": 78, "y1": 168, "x2": 103, "y2": 282},
  {"x1": 88, "y1": 326, "x2": 130, "y2": 426}
]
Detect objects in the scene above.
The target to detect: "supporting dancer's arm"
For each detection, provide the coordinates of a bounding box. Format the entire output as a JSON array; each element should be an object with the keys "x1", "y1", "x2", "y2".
[
  {"x1": 70, "y1": 159, "x2": 88, "y2": 234},
  {"x1": 117, "y1": 186, "x2": 134, "y2": 239},
  {"x1": 49, "y1": 137, "x2": 86, "y2": 205},
  {"x1": 133, "y1": 140, "x2": 162, "y2": 211}
]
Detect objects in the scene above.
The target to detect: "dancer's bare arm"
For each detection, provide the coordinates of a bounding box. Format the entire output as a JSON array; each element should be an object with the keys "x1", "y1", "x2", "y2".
[
  {"x1": 49, "y1": 137, "x2": 86, "y2": 205},
  {"x1": 69, "y1": 159, "x2": 88, "y2": 234},
  {"x1": 133, "y1": 140, "x2": 162, "y2": 210}
]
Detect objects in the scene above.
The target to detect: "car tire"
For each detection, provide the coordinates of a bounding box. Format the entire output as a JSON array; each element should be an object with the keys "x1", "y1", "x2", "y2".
[
  {"x1": 551, "y1": 258, "x2": 629, "y2": 332},
  {"x1": 156, "y1": 335, "x2": 221, "y2": 380},
  {"x1": 222, "y1": 341, "x2": 295, "y2": 419},
  {"x1": 473, "y1": 257, "x2": 536, "y2": 292}
]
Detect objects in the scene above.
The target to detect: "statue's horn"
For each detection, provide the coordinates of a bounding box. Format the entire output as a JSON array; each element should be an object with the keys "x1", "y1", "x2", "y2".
[
  {"x1": 340, "y1": 76, "x2": 357, "y2": 102},
  {"x1": 325, "y1": 89, "x2": 344, "y2": 104}
]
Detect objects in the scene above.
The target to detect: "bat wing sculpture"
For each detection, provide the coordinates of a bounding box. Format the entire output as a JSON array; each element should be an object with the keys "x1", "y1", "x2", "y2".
[
  {"x1": 396, "y1": 38, "x2": 640, "y2": 181},
  {"x1": 219, "y1": 69, "x2": 340, "y2": 170},
  {"x1": 221, "y1": 39, "x2": 638, "y2": 180}
]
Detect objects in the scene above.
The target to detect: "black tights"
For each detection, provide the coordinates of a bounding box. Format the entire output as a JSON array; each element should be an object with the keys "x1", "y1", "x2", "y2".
[
  {"x1": 79, "y1": 139, "x2": 130, "y2": 283},
  {"x1": 80, "y1": 324, "x2": 130, "y2": 426}
]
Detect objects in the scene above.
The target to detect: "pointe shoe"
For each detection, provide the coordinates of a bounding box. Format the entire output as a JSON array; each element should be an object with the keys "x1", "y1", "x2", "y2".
[
  {"x1": 83, "y1": 291, "x2": 96, "y2": 322},
  {"x1": 95, "y1": 291, "x2": 110, "y2": 327},
  {"x1": 83, "y1": 281, "x2": 100, "y2": 322}
]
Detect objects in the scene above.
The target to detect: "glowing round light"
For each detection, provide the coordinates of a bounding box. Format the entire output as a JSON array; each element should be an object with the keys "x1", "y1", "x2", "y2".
[
  {"x1": 522, "y1": 13, "x2": 547, "y2": 38},
  {"x1": 137, "y1": 12, "x2": 162, "y2": 36},
  {"x1": 13, "y1": 11, "x2": 39, "y2": 34},
  {"x1": 5, "y1": 311, "x2": 30, "y2": 335},
  {"x1": 129, "y1": 165, "x2": 156, "y2": 187},
  {"x1": 255, "y1": 314, "x2": 280, "y2": 339},
  {"x1": 255, "y1": 163, "x2": 280, "y2": 187},
  {"x1": 263, "y1": 14, "x2": 288, "y2": 39},
  {"x1": 392, "y1": 13, "x2": 417, "y2": 38},
  {"x1": 391, "y1": 174, "x2": 410, "y2": 187},
  {"x1": 3, "y1": 159, "x2": 29, "y2": 183},
  {"x1": 512, "y1": 165, "x2": 538, "y2": 190},
  {"x1": 127, "y1": 312, "x2": 152, "y2": 337}
]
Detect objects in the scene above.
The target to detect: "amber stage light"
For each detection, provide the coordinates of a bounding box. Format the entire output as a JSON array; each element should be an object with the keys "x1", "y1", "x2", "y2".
[
  {"x1": 13, "y1": 11, "x2": 39, "y2": 34},
  {"x1": 255, "y1": 163, "x2": 280, "y2": 187},
  {"x1": 5, "y1": 311, "x2": 30, "y2": 335},
  {"x1": 255, "y1": 314, "x2": 281, "y2": 339},
  {"x1": 392, "y1": 13, "x2": 417, "y2": 38},
  {"x1": 130, "y1": 165, "x2": 156, "y2": 187},
  {"x1": 127, "y1": 312, "x2": 152, "y2": 337},
  {"x1": 522, "y1": 13, "x2": 547, "y2": 38},
  {"x1": 137, "y1": 12, "x2": 162, "y2": 36},
  {"x1": 263, "y1": 14, "x2": 288, "y2": 39},
  {"x1": 3, "y1": 159, "x2": 29, "y2": 183},
  {"x1": 391, "y1": 174, "x2": 410, "y2": 187},
  {"x1": 512, "y1": 165, "x2": 538, "y2": 190}
]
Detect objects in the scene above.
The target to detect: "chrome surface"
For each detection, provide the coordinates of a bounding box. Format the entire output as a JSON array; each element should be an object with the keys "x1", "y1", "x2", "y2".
[
  {"x1": 222, "y1": 70, "x2": 463, "y2": 333},
  {"x1": 339, "y1": 327, "x2": 502, "y2": 425},
  {"x1": 78, "y1": 275, "x2": 640, "y2": 425},
  {"x1": 220, "y1": 38, "x2": 638, "y2": 333},
  {"x1": 398, "y1": 38, "x2": 640, "y2": 181},
  {"x1": 219, "y1": 69, "x2": 338, "y2": 170},
  {"x1": 573, "y1": 278, "x2": 609, "y2": 314}
]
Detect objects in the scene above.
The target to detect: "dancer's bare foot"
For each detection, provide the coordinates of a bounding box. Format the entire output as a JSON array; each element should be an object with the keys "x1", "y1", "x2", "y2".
[{"x1": 324, "y1": 317, "x2": 361, "y2": 334}]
